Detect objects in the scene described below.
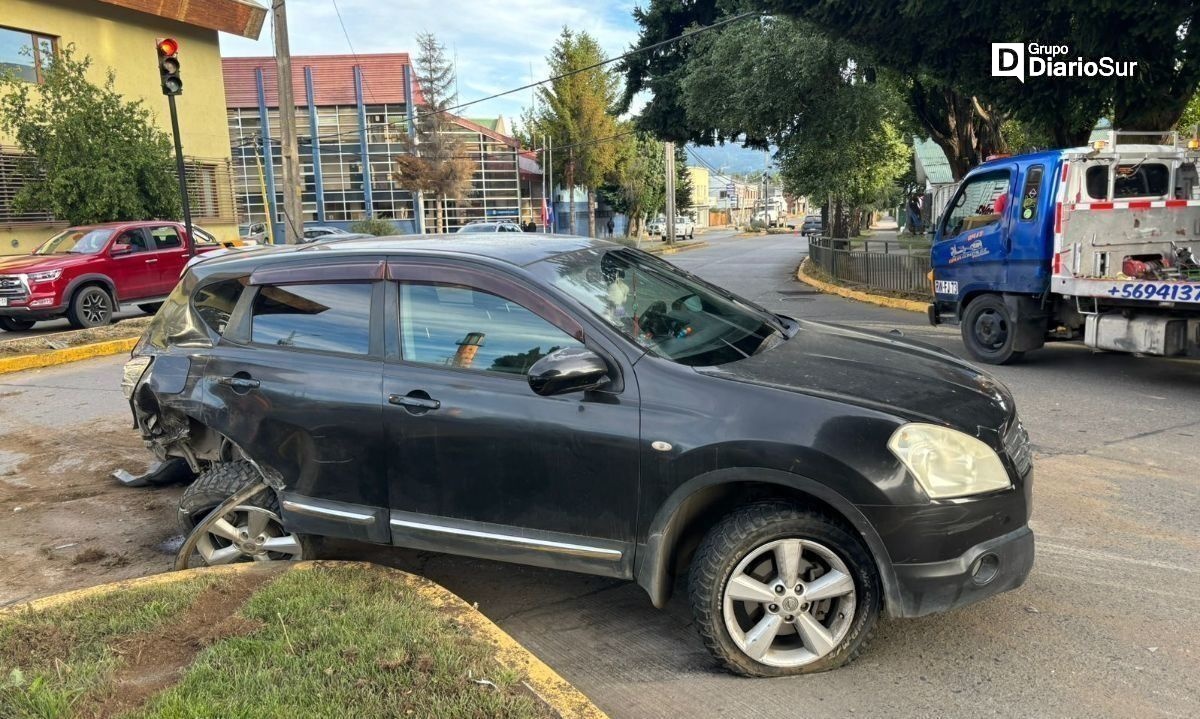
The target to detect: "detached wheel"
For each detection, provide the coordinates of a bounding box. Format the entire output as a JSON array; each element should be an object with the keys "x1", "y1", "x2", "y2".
[
  {"x1": 67, "y1": 285, "x2": 113, "y2": 329},
  {"x1": 138, "y1": 302, "x2": 163, "y2": 315},
  {"x1": 179, "y1": 461, "x2": 311, "y2": 565},
  {"x1": 961, "y1": 294, "x2": 1023, "y2": 365},
  {"x1": 689, "y1": 501, "x2": 880, "y2": 677},
  {"x1": 0, "y1": 317, "x2": 35, "y2": 332}
]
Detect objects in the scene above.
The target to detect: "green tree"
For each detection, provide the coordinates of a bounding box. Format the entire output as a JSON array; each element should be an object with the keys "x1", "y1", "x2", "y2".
[
  {"x1": 531, "y1": 29, "x2": 623, "y2": 237},
  {"x1": 601, "y1": 132, "x2": 695, "y2": 237},
  {"x1": 0, "y1": 45, "x2": 180, "y2": 225},
  {"x1": 679, "y1": 14, "x2": 910, "y2": 236},
  {"x1": 392, "y1": 33, "x2": 476, "y2": 233}
]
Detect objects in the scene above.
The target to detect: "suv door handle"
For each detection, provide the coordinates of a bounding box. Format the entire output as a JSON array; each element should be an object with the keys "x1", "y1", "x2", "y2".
[
  {"x1": 389, "y1": 392, "x2": 440, "y2": 411},
  {"x1": 217, "y1": 376, "x2": 261, "y2": 390},
  {"x1": 145, "y1": 258, "x2": 158, "y2": 264}
]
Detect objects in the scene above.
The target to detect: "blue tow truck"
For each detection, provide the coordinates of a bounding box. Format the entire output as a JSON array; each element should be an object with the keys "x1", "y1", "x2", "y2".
[{"x1": 929, "y1": 131, "x2": 1200, "y2": 364}]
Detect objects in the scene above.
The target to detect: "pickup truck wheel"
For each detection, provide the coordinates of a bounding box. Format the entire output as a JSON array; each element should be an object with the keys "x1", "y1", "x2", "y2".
[
  {"x1": 179, "y1": 461, "x2": 312, "y2": 565},
  {"x1": 689, "y1": 501, "x2": 879, "y2": 677},
  {"x1": 66, "y1": 286, "x2": 113, "y2": 329},
  {"x1": 0, "y1": 317, "x2": 35, "y2": 332},
  {"x1": 138, "y1": 303, "x2": 162, "y2": 315},
  {"x1": 962, "y1": 294, "x2": 1024, "y2": 365}
]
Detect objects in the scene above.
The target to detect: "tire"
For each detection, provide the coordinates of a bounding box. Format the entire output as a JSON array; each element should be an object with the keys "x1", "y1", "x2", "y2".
[
  {"x1": 66, "y1": 285, "x2": 113, "y2": 329},
  {"x1": 179, "y1": 460, "x2": 313, "y2": 564},
  {"x1": 689, "y1": 501, "x2": 880, "y2": 677},
  {"x1": 138, "y1": 302, "x2": 163, "y2": 315},
  {"x1": 961, "y1": 294, "x2": 1024, "y2": 365},
  {"x1": 0, "y1": 317, "x2": 35, "y2": 332}
]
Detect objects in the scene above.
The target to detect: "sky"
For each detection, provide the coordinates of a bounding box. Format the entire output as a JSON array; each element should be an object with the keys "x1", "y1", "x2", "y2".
[{"x1": 219, "y1": 0, "x2": 643, "y2": 124}]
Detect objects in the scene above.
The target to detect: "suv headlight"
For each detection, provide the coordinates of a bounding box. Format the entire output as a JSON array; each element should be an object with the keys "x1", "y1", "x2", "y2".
[
  {"x1": 121, "y1": 356, "x2": 152, "y2": 399},
  {"x1": 26, "y1": 269, "x2": 62, "y2": 283},
  {"x1": 887, "y1": 423, "x2": 1011, "y2": 499}
]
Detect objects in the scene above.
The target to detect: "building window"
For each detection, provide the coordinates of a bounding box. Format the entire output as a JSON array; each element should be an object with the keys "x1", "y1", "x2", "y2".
[
  {"x1": 0, "y1": 27, "x2": 57, "y2": 84},
  {"x1": 0, "y1": 148, "x2": 54, "y2": 225},
  {"x1": 180, "y1": 158, "x2": 237, "y2": 222}
]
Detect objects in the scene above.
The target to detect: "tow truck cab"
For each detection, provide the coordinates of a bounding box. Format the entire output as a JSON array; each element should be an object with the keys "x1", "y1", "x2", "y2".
[{"x1": 929, "y1": 132, "x2": 1200, "y2": 364}]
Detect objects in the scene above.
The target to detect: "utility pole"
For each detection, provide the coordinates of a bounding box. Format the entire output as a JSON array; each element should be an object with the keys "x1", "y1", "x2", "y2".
[
  {"x1": 664, "y1": 141, "x2": 676, "y2": 246},
  {"x1": 272, "y1": 0, "x2": 303, "y2": 244},
  {"x1": 547, "y1": 135, "x2": 554, "y2": 233}
]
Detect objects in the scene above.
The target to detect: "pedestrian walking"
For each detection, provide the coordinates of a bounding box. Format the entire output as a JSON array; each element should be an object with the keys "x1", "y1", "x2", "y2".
[{"x1": 606, "y1": 217, "x2": 615, "y2": 237}]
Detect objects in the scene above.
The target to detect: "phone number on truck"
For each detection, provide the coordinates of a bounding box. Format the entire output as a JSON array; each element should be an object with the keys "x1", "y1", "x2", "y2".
[{"x1": 1106, "y1": 282, "x2": 1200, "y2": 302}]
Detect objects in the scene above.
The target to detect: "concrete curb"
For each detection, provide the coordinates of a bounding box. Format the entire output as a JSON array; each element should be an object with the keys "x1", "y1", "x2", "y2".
[
  {"x1": 644, "y1": 240, "x2": 709, "y2": 256},
  {"x1": 0, "y1": 560, "x2": 608, "y2": 719},
  {"x1": 797, "y1": 257, "x2": 928, "y2": 314},
  {"x1": 0, "y1": 335, "x2": 137, "y2": 375}
]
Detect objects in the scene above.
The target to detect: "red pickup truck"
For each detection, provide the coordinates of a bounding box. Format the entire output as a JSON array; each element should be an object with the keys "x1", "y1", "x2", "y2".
[{"x1": 0, "y1": 221, "x2": 224, "y2": 331}]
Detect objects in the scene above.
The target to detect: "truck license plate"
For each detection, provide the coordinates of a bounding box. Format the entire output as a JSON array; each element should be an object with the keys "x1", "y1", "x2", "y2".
[{"x1": 934, "y1": 280, "x2": 958, "y2": 296}]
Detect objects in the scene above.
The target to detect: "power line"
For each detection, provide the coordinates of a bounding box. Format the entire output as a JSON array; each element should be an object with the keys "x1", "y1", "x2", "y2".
[
  {"x1": 329, "y1": 0, "x2": 377, "y2": 103},
  {"x1": 413, "y1": 10, "x2": 759, "y2": 122}
]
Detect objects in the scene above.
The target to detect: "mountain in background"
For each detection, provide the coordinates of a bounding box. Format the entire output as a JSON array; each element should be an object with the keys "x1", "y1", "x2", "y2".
[{"x1": 686, "y1": 143, "x2": 775, "y2": 176}]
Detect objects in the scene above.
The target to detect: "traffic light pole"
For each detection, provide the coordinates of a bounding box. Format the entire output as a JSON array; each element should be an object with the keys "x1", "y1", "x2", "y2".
[{"x1": 167, "y1": 94, "x2": 195, "y2": 258}]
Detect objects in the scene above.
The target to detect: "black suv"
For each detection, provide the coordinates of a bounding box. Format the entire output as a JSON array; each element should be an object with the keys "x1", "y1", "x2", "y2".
[{"x1": 125, "y1": 235, "x2": 1034, "y2": 677}]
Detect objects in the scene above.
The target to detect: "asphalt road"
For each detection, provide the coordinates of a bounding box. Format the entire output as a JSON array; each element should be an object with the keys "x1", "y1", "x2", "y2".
[{"x1": 3, "y1": 230, "x2": 1197, "y2": 718}]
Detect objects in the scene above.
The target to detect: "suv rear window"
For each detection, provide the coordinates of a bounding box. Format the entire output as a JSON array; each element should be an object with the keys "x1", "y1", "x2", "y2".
[{"x1": 250, "y1": 283, "x2": 372, "y2": 355}]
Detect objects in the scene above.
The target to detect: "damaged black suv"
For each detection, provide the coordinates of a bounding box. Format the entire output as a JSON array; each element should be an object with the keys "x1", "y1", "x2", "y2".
[{"x1": 125, "y1": 235, "x2": 1034, "y2": 677}]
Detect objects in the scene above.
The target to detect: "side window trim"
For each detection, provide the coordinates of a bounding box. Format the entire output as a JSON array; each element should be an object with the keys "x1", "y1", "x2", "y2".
[{"x1": 220, "y1": 278, "x2": 257, "y2": 344}]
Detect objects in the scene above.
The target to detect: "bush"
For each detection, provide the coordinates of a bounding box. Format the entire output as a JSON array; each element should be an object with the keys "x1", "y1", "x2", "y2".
[{"x1": 351, "y1": 217, "x2": 398, "y2": 236}]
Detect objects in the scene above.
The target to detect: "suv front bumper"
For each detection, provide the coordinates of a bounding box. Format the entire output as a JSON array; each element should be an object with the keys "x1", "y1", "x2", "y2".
[{"x1": 891, "y1": 525, "x2": 1034, "y2": 618}]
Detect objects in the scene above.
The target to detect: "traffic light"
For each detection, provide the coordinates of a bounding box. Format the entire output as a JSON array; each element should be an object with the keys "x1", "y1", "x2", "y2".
[{"x1": 156, "y1": 37, "x2": 182, "y2": 95}]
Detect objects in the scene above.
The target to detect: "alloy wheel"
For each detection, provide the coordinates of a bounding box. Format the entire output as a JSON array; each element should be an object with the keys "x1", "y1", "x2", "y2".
[
  {"x1": 81, "y1": 290, "x2": 111, "y2": 326},
  {"x1": 194, "y1": 505, "x2": 304, "y2": 565},
  {"x1": 722, "y1": 538, "x2": 856, "y2": 668}
]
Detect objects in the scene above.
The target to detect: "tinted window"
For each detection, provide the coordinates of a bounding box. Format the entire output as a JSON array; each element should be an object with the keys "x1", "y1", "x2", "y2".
[
  {"x1": 943, "y1": 172, "x2": 1010, "y2": 238},
  {"x1": 121, "y1": 230, "x2": 151, "y2": 253},
  {"x1": 150, "y1": 226, "x2": 182, "y2": 250},
  {"x1": 193, "y1": 278, "x2": 248, "y2": 336},
  {"x1": 1018, "y1": 165, "x2": 1044, "y2": 222},
  {"x1": 399, "y1": 283, "x2": 583, "y2": 375},
  {"x1": 459, "y1": 224, "x2": 496, "y2": 233},
  {"x1": 251, "y1": 283, "x2": 372, "y2": 355}
]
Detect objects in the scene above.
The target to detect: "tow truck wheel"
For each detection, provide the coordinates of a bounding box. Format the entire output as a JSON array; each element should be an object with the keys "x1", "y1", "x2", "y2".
[
  {"x1": 962, "y1": 294, "x2": 1024, "y2": 365},
  {"x1": 0, "y1": 317, "x2": 36, "y2": 332}
]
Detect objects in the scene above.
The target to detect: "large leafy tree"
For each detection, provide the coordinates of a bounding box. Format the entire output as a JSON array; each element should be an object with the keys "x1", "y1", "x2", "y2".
[
  {"x1": 0, "y1": 45, "x2": 180, "y2": 225},
  {"x1": 680, "y1": 15, "x2": 910, "y2": 236},
  {"x1": 392, "y1": 33, "x2": 476, "y2": 233},
  {"x1": 531, "y1": 28, "x2": 623, "y2": 237}
]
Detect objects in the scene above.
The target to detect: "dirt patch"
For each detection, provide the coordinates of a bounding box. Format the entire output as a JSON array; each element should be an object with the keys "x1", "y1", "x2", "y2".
[
  {"x1": 0, "y1": 317, "x2": 151, "y2": 356},
  {"x1": 78, "y1": 571, "x2": 279, "y2": 719},
  {"x1": 0, "y1": 418, "x2": 184, "y2": 606}
]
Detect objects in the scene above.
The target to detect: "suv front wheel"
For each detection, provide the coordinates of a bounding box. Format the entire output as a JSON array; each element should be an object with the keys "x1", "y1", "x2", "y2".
[
  {"x1": 689, "y1": 501, "x2": 880, "y2": 677},
  {"x1": 67, "y1": 285, "x2": 113, "y2": 329}
]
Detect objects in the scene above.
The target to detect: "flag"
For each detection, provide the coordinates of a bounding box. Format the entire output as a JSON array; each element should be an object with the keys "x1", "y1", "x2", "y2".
[{"x1": 541, "y1": 198, "x2": 549, "y2": 228}]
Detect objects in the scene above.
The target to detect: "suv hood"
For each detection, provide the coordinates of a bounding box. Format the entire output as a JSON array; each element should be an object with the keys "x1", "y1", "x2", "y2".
[
  {"x1": 0, "y1": 254, "x2": 90, "y2": 274},
  {"x1": 699, "y1": 320, "x2": 1015, "y2": 436}
]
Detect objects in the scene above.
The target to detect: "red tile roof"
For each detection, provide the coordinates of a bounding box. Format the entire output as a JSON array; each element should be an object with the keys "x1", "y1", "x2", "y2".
[{"x1": 222, "y1": 54, "x2": 425, "y2": 108}]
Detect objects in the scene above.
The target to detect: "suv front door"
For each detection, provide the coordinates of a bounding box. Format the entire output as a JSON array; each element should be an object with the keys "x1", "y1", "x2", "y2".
[{"x1": 382, "y1": 262, "x2": 642, "y2": 578}]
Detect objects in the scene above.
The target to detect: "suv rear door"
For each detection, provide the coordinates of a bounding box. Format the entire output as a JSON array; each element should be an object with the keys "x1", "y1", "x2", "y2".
[
  {"x1": 382, "y1": 261, "x2": 642, "y2": 578},
  {"x1": 200, "y1": 259, "x2": 392, "y2": 544}
]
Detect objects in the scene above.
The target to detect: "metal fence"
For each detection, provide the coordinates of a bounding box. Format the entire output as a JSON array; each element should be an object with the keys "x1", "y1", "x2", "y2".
[{"x1": 808, "y1": 236, "x2": 932, "y2": 295}]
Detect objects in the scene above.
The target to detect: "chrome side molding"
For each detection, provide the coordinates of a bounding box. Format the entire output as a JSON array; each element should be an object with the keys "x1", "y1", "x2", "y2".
[{"x1": 388, "y1": 515, "x2": 623, "y2": 562}]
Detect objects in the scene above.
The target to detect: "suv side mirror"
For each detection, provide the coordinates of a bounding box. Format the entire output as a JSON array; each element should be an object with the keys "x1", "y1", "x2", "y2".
[
  {"x1": 110, "y1": 242, "x2": 133, "y2": 257},
  {"x1": 528, "y1": 347, "x2": 610, "y2": 396}
]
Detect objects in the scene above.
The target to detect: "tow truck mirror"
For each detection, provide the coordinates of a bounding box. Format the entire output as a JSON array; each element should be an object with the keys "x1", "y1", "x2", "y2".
[{"x1": 110, "y1": 242, "x2": 133, "y2": 257}]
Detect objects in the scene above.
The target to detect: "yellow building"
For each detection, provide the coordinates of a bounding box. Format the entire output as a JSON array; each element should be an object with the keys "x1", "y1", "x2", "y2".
[
  {"x1": 0, "y1": 0, "x2": 265, "y2": 254},
  {"x1": 686, "y1": 166, "x2": 710, "y2": 227}
]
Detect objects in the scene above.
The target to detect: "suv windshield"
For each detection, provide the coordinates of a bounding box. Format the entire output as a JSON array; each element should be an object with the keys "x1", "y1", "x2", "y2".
[
  {"x1": 35, "y1": 228, "x2": 114, "y2": 255},
  {"x1": 529, "y1": 247, "x2": 784, "y2": 366}
]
